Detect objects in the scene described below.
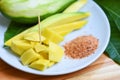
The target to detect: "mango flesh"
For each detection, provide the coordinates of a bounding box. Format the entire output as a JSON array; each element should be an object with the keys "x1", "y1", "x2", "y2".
[
  {"x1": 24, "y1": 32, "x2": 46, "y2": 42},
  {"x1": 39, "y1": 12, "x2": 90, "y2": 29},
  {"x1": 11, "y1": 40, "x2": 32, "y2": 55},
  {"x1": 20, "y1": 48, "x2": 40, "y2": 65},
  {"x1": 42, "y1": 28, "x2": 64, "y2": 44},
  {"x1": 50, "y1": 20, "x2": 87, "y2": 36},
  {"x1": 29, "y1": 58, "x2": 50, "y2": 71},
  {"x1": 49, "y1": 42, "x2": 64, "y2": 62},
  {"x1": 47, "y1": 61, "x2": 55, "y2": 67},
  {"x1": 63, "y1": 0, "x2": 87, "y2": 13},
  {"x1": 34, "y1": 44, "x2": 48, "y2": 53},
  {"x1": 39, "y1": 51, "x2": 48, "y2": 60},
  {"x1": 5, "y1": 12, "x2": 90, "y2": 47},
  {"x1": 5, "y1": 34, "x2": 24, "y2": 47}
]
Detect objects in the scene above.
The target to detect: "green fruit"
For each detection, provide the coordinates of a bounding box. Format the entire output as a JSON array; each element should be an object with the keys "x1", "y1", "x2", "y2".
[{"x1": 0, "y1": 0, "x2": 76, "y2": 23}]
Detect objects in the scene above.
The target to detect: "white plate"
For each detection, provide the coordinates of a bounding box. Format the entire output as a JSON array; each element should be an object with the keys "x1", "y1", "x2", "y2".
[{"x1": 0, "y1": 1, "x2": 110, "y2": 75}]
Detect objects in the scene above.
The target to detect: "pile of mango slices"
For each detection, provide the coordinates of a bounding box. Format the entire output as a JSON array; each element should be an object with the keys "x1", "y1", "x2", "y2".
[
  {"x1": 8, "y1": 20, "x2": 87, "y2": 71},
  {"x1": 11, "y1": 29, "x2": 65, "y2": 70},
  {"x1": 4, "y1": 0, "x2": 90, "y2": 71}
]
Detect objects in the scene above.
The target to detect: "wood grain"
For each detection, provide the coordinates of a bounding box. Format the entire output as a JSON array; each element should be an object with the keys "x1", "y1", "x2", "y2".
[{"x1": 0, "y1": 54, "x2": 120, "y2": 80}]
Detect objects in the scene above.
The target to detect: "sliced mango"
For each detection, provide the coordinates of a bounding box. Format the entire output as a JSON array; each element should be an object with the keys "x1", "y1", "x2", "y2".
[
  {"x1": 5, "y1": 12, "x2": 90, "y2": 47},
  {"x1": 50, "y1": 20, "x2": 87, "y2": 36},
  {"x1": 49, "y1": 42, "x2": 64, "y2": 62},
  {"x1": 34, "y1": 44, "x2": 48, "y2": 53},
  {"x1": 30, "y1": 41, "x2": 39, "y2": 47},
  {"x1": 29, "y1": 58, "x2": 49, "y2": 71},
  {"x1": 5, "y1": 34, "x2": 24, "y2": 47},
  {"x1": 39, "y1": 51, "x2": 49, "y2": 59},
  {"x1": 20, "y1": 48, "x2": 40, "y2": 65},
  {"x1": 42, "y1": 28, "x2": 64, "y2": 44},
  {"x1": 24, "y1": 32, "x2": 45, "y2": 42},
  {"x1": 11, "y1": 40, "x2": 31, "y2": 55},
  {"x1": 47, "y1": 61, "x2": 55, "y2": 68},
  {"x1": 64, "y1": 0, "x2": 88, "y2": 13},
  {"x1": 39, "y1": 12, "x2": 90, "y2": 29}
]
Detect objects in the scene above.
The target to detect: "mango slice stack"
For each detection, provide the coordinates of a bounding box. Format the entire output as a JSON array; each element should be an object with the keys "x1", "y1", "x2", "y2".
[{"x1": 10, "y1": 29, "x2": 65, "y2": 71}]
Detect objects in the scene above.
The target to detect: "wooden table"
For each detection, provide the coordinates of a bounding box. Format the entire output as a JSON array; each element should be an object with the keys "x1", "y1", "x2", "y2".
[{"x1": 0, "y1": 54, "x2": 120, "y2": 80}]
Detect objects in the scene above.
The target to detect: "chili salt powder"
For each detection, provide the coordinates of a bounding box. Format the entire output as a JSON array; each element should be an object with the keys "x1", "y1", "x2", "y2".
[{"x1": 64, "y1": 35, "x2": 98, "y2": 59}]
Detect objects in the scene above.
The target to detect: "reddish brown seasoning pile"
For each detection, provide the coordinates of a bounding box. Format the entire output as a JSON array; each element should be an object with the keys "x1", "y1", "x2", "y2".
[{"x1": 64, "y1": 35, "x2": 99, "y2": 59}]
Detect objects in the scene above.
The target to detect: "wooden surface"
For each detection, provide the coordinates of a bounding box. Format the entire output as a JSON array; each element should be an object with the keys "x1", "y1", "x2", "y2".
[{"x1": 0, "y1": 54, "x2": 120, "y2": 80}]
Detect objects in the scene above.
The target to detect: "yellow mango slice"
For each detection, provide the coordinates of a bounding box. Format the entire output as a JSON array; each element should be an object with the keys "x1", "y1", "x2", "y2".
[
  {"x1": 49, "y1": 42, "x2": 64, "y2": 62},
  {"x1": 11, "y1": 40, "x2": 31, "y2": 55},
  {"x1": 20, "y1": 48, "x2": 40, "y2": 65},
  {"x1": 42, "y1": 28, "x2": 63, "y2": 44},
  {"x1": 5, "y1": 12, "x2": 90, "y2": 47},
  {"x1": 39, "y1": 51, "x2": 49, "y2": 59},
  {"x1": 47, "y1": 61, "x2": 55, "y2": 68},
  {"x1": 40, "y1": 12, "x2": 90, "y2": 28},
  {"x1": 34, "y1": 44, "x2": 48, "y2": 53},
  {"x1": 29, "y1": 58, "x2": 49, "y2": 71},
  {"x1": 50, "y1": 20, "x2": 87, "y2": 36},
  {"x1": 24, "y1": 32, "x2": 45, "y2": 42},
  {"x1": 5, "y1": 34, "x2": 24, "y2": 47},
  {"x1": 30, "y1": 42, "x2": 39, "y2": 47},
  {"x1": 64, "y1": 0, "x2": 88, "y2": 13},
  {"x1": 59, "y1": 30, "x2": 71, "y2": 36}
]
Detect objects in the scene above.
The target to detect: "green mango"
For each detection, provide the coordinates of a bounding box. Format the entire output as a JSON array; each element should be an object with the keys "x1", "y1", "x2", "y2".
[{"x1": 0, "y1": 0, "x2": 76, "y2": 23}]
